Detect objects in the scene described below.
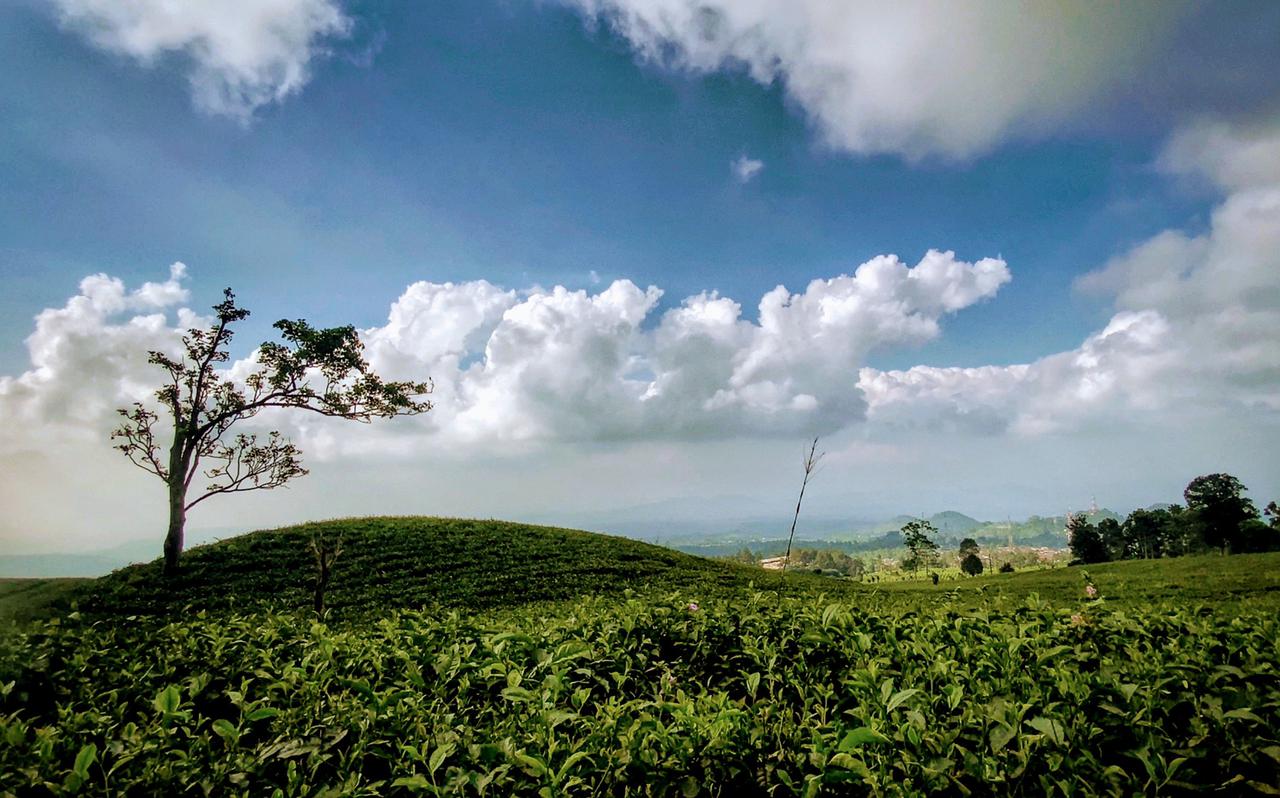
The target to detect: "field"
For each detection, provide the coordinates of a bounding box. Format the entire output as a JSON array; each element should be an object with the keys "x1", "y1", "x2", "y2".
[{"x1": 2, "y1": 518, "x2": 1278, "y2": 796}]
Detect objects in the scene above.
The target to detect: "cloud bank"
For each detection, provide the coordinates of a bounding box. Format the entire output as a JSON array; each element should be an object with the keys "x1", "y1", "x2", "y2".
[
  {"x1": 569, "y1": 0, "x2": 1184, "y2": 159},
  {"x1": 861, "y1": 119, "x2": 1280, "y2": 433},
  {"x1": 0, "y1": 250, "x2": 1009, "y2": 457},
  {"x1": 53, "y1": 0, "x2": 351, "y2": 120}
]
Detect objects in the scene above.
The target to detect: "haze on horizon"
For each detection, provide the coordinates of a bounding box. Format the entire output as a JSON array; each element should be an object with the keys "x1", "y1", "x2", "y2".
[{"x1": 1, "y1": 1, "x2": 1278, "y2": 555}]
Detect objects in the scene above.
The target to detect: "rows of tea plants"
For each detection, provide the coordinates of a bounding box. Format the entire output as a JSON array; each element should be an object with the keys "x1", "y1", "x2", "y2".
[{"x1": 3, "y1": 589, "x2": 1278, "y2": 796}]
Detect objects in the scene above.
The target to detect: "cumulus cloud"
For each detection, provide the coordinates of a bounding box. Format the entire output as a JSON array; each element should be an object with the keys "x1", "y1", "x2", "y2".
[
  {"x1": 568, "y1": 0, "x2": 1182, "y2": 159},
  {"x1": 54, "y1": 0, "x2": 351, "y2": 121},
  {"x1": 355, "y1": 249, "x2": 1008, "y2": 444},
  {"x1": 0, "y1": 250, "x2": 1008, "y2": 465},
  {"x1": 732, "y1": 154, "x2": 763, "y2": 183},
  {"x1": 861, "y1": 118, "x2": 1280, "y2": 433},
  {"x1": 0, "y1": 263, "x2": 196, "y2": 428}
]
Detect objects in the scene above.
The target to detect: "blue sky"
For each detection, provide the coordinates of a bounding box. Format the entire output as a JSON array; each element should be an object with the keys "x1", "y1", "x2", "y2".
[
  {"x1": 2, "y1": 1, "x2": 1226, "y2": 370},
  {"x1": 2, "y1": 0, "x2": 1278, "y2": 551}
]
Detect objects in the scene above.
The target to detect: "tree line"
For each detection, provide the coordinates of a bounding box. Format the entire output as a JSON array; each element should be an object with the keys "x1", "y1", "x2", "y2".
[{"x1": 1068, "y1": 473, "x2": 1278, "y2": 564}]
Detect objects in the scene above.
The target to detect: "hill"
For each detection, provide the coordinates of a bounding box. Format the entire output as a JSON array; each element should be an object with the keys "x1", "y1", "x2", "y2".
[{"x1": 71, "y1": 516, "x2": 820, "y2": 618}]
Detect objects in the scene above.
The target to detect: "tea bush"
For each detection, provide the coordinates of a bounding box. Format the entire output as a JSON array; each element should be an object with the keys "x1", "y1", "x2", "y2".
[{"x1": 3, "y1": 587, "x2": 1278, "y2": 796}]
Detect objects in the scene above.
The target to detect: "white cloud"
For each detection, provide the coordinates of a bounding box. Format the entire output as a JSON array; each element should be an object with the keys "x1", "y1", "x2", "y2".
[
  {"x1": 861, "y1": 118, "x2": 1280, "y2": 433},
  {"x1": 568, "y1": 0, "x2": 1183, "y2": 159},
  {"x1": 732, "y1": 154, "x2": 763, "y2": 182},
  {"x1": 0, "y1": 249, "x2": 1008, "y2": 460},
  {"x1": 1158, "y1": 119, "x2": 1280, "y2": 192},
  {"x1": 54, "y1": 0, "x2": 352, "y2": 121},
  {"x1": 353, "y1": 249, "x2": 1008, "y2": 443}
]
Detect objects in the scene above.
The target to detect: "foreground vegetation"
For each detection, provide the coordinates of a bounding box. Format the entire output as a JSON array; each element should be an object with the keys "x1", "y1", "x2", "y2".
[{"x1": 2, "y1": 520, "x2": 1278, "y2": 796}]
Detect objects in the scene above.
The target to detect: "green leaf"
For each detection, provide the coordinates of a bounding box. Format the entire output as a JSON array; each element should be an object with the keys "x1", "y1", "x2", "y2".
[
  {"x1": 1026, "y1": 716, "x2": 1066, "y2": 746},
  {"x1": 153, "y1": 685, "x2": 181, "y2": 715},
  {"x1": 73, "y1": 743, "x2": 97, "y2": 780},
  {"x1": 211, "y1": 719, "x2": 239, "y2": 743},
  {"x1": 1224, "y1": 708, "x2": 1264, "y2": 723},
  {"x1": 989, "y1": 723, "x2": 1016, "y2": 753},
  {"x1": 392, "y1": 774, "x2": 433, "y2": 791},
  {"x1": 428, "y1": 742, "x2": 455, "y2": 774},
  {"x1": 886, "y1": 688, "x2": 921, "y2": 713},
  {"x1": 828, "y1": 753, "x2": 872, "y2": 779},
  {"x1": 245, "y1": 707, "x2": 279, "y2": 722},
  {"x1": 839, "y1": 727, "x2": 889, "y2": 750},
  {"x1": 502, "y1": 686, "x2": 536, "y2": 703}
]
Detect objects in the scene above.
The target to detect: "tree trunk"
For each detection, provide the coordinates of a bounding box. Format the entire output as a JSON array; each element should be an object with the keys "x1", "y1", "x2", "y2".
[
  {"x1": 314, "y1": 564, "x2": 330, "y2": 614},
  {"x1": 163, "y1": 479, "x2": 186, "y2": 577}
]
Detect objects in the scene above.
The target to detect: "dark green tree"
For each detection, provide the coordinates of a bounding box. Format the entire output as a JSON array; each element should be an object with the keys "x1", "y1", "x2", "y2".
[
  {"x1": 1098, "y1": 518, "x2": 1125, "y2": 561},
  {"x1": 112, "y1": 289, "x2": 432, "y2": 577},
  {"x1": 958, "y1": 537, "x2": 979, "y2": 557},
  {"x1": 1265, "y1": 501, "x2": 1279, "y2": 529},
  {"x1": 1236, "y1": 519, "x2": 1279, "y2": 553},
  {"x1": 960, "y1": 552, "x2": 984, "y2": 576},
  {"x1": 1067, "y1": 514, "x2": 1109, "y2": 564},
  {"x1": 1184, "y1": 473, "x2": 1257, "y2": 554},
  {"x1": 1121, "y1": 508, "x2": 1173, "y2": 559},
  {"x1": 901, "y1": 519, "x2": 939, "y2": 574}
]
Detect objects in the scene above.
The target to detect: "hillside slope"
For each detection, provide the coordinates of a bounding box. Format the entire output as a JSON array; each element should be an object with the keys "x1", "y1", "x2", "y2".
[{"x1": 73, "y1": 516, "x2": 805, "y2": 618}]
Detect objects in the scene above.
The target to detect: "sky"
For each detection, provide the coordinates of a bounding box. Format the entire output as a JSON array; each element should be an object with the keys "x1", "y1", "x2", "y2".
[{"x1": 2, "y1": 0, "x2": 1279, "y2": 553}]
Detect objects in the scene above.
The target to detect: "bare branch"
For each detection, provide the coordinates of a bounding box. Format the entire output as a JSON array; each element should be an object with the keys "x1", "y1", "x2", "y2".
[
  {"x1": 184, "y1": 431, "x2": 309, "y2": 511},
  {"x1": 110, "y1": 403, "x2": 168, "y2": 479}
]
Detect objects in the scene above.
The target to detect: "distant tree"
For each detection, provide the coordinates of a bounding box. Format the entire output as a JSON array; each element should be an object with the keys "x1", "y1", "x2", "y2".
[
  {"x1": 960, "y1": 552, "x2": 984, "y2": 576},
  {"x1": 1098, "y1": 518, "x2": 1125, "y2": 561},
  {"x1": 1236, "y1": 519, "x2": 1280, "y2": 554},
  {"x1": 1122, "y1": 508, "x2": 1173, "y2": 560},
  {"x1": 1184, "y1": 473, "x2": 1257, "y2": 555},
  {"x1": 112, "y1": 289, "x2": 432, "y2": 576},
  {"x1": 1067, "y1": 514, "x2": 1109, "y2": 564},
  {"x1": 847, "y1": 556, "x2": 867, "y2": 580},
  {"x1": 1265, "y1": 501, "x2": 1280, "y2": 529},
  {"x1": 958, "y1": 537, "x2": 979, "y2": 558},
  {"x1": 727, "y1": 547, "x2": 758, "y2": 565},
  {"x1": 782, "y1": 438, "x2": 824, "y2": 574},
  {"x1": 901, "y1": 519, "x2": 939, "y2": 575},
  {"x1": 999, "y1": 562, "x2": 1015, "y2": 573}
]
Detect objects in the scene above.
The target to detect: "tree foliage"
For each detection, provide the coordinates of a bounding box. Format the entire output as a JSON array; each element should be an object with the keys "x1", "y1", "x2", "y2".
[
  {"x1": 960, "y1": 552, "x2": 984, "y2": 576},
  {"x1": 1184, "y1": 473, "x2": 1257, "y2": 555},
  {"x1": 1067, "y1": 515, "x2": 1109, "y2": 564},
  {"x1": 113, "y1": 289, "x2": 432, "y2": 576},
  {"x1": 901, "y1": 519, "x2": 939, "y2": 574}
]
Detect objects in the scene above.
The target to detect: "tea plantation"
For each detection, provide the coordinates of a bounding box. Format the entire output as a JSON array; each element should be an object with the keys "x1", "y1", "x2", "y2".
[{"x1": 2, "y1": 518, "x2": 1278, "y2": 796}]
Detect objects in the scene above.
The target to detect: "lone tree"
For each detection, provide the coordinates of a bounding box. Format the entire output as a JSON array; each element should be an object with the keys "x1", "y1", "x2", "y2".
[
  {"x1": 112, "y1": 289, "x2": 431, "y2": 576},
  {"x1": 1067, "y1": 514, "x2": 1108, "y2": 564},
  {"x1": 960, "y1": 553, "x2": 983, "y2": 576},
  {"x1": 1184, "y1": 473, "x2": 1257, "y2": 555},
  {"x1": 901, "y1": 519, "x2": 939, "y2": 574}
]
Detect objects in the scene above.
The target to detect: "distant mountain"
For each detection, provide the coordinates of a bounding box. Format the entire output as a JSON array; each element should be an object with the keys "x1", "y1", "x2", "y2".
[
  {"x1": 0, "y1": 527, "x2": 245, "y2": 578},
  {"x1": 928, "y1": 511, "x2": 984, "y2": 535}
]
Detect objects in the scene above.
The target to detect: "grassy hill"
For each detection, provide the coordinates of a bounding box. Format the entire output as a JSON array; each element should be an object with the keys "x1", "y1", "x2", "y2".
[
  {"x1": 70, "y1": 516, "x2": 825, "y2": 619},
  {"x1": 4, "y1": 521, "x2": 1280, "y2": 794}
]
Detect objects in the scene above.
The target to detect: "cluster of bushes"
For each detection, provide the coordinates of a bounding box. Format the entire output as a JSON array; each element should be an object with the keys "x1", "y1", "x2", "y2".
[{"x1": 1069, "y1": 473, "x2": 1278, "y2": 564}]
